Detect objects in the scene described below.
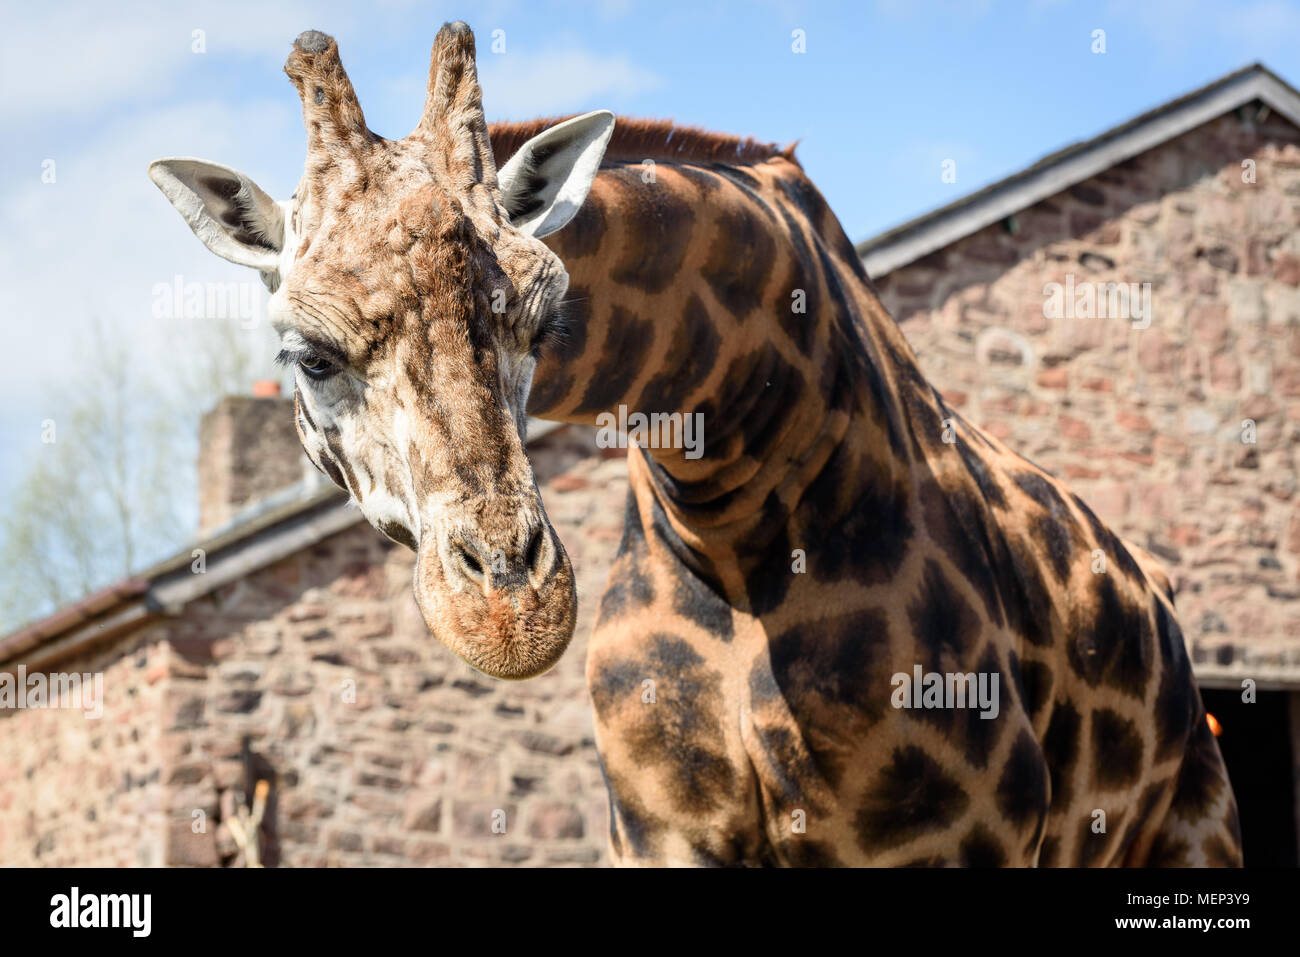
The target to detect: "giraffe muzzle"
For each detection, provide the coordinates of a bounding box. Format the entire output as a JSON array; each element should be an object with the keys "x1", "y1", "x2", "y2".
[{"x1": 413, "y1": 514, "x2": 577, "y2": 681}]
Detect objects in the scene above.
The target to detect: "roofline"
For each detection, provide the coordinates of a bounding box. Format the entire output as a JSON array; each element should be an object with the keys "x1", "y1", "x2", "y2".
[
  {"x1": 857, "y1": 63, "x2": 1300, "y2": 278},
  {"x1": 0, "y1": 578, "x2": 150, "y2": 665},
  {"x1": 1195, "y1": 670, "x2": 1300, "y2": 693},
  {"x1": 0, "y1": 419, "x2": 575, "y2": 669},
  {"x1": 0, "y1": 487, "x2": 356, "y2": 672}
]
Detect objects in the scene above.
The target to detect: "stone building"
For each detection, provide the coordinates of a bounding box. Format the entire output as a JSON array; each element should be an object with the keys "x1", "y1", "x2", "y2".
[
  {"x1": 863, "y1": 63, "x2": 1300, "y2": 865},
  {"x1": 1, "y1": 63, "x2": 1298, "y2": 867}
]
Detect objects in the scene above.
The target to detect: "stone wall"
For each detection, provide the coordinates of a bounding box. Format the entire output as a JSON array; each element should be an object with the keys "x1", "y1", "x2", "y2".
[
  {"x1": 873, "y1": 106, "x2": 1300, "y2": 685},
  {"x1": 0, "y1": 631, "x2": 169, "y2": 866}
]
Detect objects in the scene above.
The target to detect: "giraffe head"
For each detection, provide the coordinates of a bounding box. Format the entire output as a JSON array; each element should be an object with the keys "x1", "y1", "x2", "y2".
[{"x1": 148, "y1": 23, "x2": 614, "y2": 679}]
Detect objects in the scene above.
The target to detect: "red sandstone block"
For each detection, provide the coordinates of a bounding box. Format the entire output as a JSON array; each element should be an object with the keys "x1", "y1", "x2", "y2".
[
  {"x1": 454, "y1": 752, "x2": 500, "y2": 797},
  {"x1": 1241, "y1": 395, "x2": 1280, "y2": 420},
  {"x1": 371, "y1": 835, "x2": 407, "y2": 857},
  {"x1": 1088, "y1": 484, "x2": 1130, "y2": 521},
  {"x1": 166, "y1": 820, "x2": 219, "y2": 867},
  {"x1": 1058, "y1": 315, "x2": 1107, "y2": 354},
  {"x1": 1285, "y1": 511, "x2": 1300, "y2": 554},
  {"x1": 1036, "y1": 367, "x2": 1069, "y2": 390},
  {"x1": 981, "y1": 420, "x2": 1012, "y2": 440},
  {"x1": 331, "y1": 563, "x2": 387, "y2": 599},
  {"x1": 401, "y1": 795, "x2": 442, "y2": 833},
  {"x1": 1209, "y1": 352, "x2": 1243, "y2": 392},
  {"x1": 1275, "y1": 365, "x2": 1300, "y2": 397},
  {"x1": 527, "y1": 801, "x2": 585, "y2": 840},
  {"x1": 407, "y1": 840, "x2": 451, "y2": 864},
  {"x1": 1246, "y1": 237, "x2": 1273, "y2": 277},
  {"x1": 550, "y1": 475, "x2": 591, "y2": 492},
  {"x1": 1115, "y1": 410, "x2": 1154, "y2": 433},
  {"x1": 1154, "y1": 435, "x2": 1190, "y2": 460},
  {"x1": 1273, "y1": 253, "x2": 1300, "y2": 286},
  {"x1": 1059, "y1": 416, "x2": 1092, "y2": 441},
  {"x1": 544, "y1": 846, "x2": 602, "y2": 865},
  {"x1": 452, "y1": 801, "x2": 518, "y2": 839},
  {"x1": 1069, "y1": 209, "x2": 1105, "y2": 237},
  {"x1": 327, "y1": 830, "x2": 364, "y2": 853},
  {"x1": 1190, "y1": 301, "x2": 1232, "y2": 348},
  {"x1": 1138, "y1": 332, "x2": 1180, "y2": 377},
  {"x1": 161, "y1": 691, "x2": 205, "y2": 731},
  {"x1": 1119, "y1": 451, "x2": 1156, "y2": 467},
  {"x1": 1097, "y1": 222, "x2": 1122, "y2": 245}
]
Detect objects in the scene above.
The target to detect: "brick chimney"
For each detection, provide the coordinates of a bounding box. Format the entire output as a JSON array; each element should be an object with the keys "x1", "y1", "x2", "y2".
[{"x1": 198, "y1": 382, "x2": 306, "y2": 535}]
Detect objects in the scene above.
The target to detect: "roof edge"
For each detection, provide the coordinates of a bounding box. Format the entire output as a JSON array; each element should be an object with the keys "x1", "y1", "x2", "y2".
[
  {"x1": 858, "y1": 63, "x2": 1300, "y2": 278},
  {"x1": 0, "y1": 493, "x2": 362, "y2": 673}
]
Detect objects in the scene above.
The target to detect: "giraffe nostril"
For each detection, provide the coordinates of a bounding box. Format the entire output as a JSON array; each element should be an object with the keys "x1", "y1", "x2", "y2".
[
  {"x1": 453, "y1": 542, "x2": 486, "y2": 585},
  {"x1": 525, "y1": 526, "x2": 545, "y2": 576},
  {"x1": 449, "y1": 529, "x2": 550, "y2": 592}
]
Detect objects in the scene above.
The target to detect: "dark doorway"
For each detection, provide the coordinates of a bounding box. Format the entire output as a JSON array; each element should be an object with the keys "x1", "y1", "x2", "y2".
[{"x1": 1200, "y1": 688, "x2": 1297, "y2": 867}]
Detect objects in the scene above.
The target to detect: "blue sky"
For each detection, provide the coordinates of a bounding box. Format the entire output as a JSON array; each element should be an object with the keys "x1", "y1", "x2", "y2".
[{"x1": 3, "y1": 0, "x2": 1299, "y2": 538}]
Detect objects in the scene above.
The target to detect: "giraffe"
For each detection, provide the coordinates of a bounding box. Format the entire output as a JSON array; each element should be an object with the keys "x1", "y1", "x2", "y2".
[{"x1": 149, "y1": 23, "x2": 1243, "y2": 867}]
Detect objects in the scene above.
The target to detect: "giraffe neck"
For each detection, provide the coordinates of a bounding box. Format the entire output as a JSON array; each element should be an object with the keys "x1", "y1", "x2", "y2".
[{"x1": 530, "y1": 155, "x2": 939, "y2": 573}]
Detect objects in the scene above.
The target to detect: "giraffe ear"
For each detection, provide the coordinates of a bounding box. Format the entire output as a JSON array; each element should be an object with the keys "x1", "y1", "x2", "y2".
[
  {"x1": 497, "y1": 111, "x2": 615, "y2": 239},
  {"x1": 147, "y1": 158, "x2": 285, "y2": 272}
]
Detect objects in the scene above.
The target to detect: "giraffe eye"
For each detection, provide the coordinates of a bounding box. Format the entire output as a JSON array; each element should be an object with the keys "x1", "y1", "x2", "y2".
[{"x1": 297, "y1": 352, "x2": 336, "y2": 380}]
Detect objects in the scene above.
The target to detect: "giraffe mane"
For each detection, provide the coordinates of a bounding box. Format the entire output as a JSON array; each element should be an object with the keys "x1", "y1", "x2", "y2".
[{"x1": 488, "y1": 116, "x2": 799, "y2": 169}]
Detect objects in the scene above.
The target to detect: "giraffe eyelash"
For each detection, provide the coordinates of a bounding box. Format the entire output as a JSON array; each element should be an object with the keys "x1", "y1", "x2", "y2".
[
  {"x1": 275, "y1": 346, "x2": 325, "y2": 370},
  {"x1": 276, "y1": 345, "x2": 342, "y2": 381},
  {"x1": 531, "y1": 303, "x2": 573, "y2": 359},
  {"x1": 530, "y1": 318, "x2": 557, "y2": 359},
  {"x1": 276, "y1": 336, "x2": 347, "y2": 367}
]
